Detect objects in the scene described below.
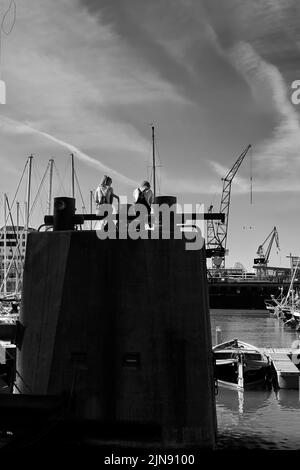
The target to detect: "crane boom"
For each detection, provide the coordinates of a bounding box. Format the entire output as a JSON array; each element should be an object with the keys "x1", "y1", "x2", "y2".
[
  {"x1": 214, "y1": 144, "x2": 251, "y2": 268},
  {"x1": 254, "y1": 227, "x2": 280, "y2": 265}
]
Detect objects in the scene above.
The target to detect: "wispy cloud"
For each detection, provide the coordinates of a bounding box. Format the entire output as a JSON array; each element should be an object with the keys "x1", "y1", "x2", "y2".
[
  {"x1": 228, "y1": 41, "x2": 300, "y2": 191},
  {"x1": 0, "y1": 116, "x2": 138, "y2": 187},
  {"x1": 1, "y1": 0, "x2": 300, "y2": 200},
  {"x1": 0, "y1": 0, "x2": 187, "y2": 180}
]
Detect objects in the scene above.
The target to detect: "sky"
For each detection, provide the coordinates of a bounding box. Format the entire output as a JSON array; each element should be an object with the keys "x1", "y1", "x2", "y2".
[{"x1": 0, "y1": 0, "x2": 299, "y2": 269}]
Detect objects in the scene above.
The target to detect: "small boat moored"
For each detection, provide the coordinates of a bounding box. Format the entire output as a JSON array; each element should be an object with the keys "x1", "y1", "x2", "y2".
[{"x1": 213, "y1": 339, "x2": 270, "y2": 390}]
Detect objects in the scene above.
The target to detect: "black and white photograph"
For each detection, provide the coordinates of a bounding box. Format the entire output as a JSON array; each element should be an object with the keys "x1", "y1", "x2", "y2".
[{"x1": 0, "y1": 0, "x2": 300, "y2": 460}]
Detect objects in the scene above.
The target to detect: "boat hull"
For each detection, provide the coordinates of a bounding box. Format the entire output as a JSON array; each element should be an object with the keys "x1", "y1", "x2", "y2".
[
  {"x1": 217, "y1": 376, "x2": 267, "y2": 391},
  {"x1": 213, "y1": 339, "x2": 270, "y2": 390},
  {"x1": 216, "y1": 362, "x2": 268, "y2": 390}
]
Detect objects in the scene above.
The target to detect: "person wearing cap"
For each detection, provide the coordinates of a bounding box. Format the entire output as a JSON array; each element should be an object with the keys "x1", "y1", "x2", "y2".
[
  {"x1": 95, "y1": 175, "x2": 119, "y2": 206},
  {"x1": 133, "y1": 180, "x2": 154, "y2": 229}
]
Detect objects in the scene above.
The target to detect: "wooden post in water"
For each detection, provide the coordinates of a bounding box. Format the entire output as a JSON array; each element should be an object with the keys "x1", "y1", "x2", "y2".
[
  {"x1": 238, "y1": 355, "x2": 244, "y2": 389},
  {"x1": 215, "y1": 326, "x2": 222, "y2": 345}
]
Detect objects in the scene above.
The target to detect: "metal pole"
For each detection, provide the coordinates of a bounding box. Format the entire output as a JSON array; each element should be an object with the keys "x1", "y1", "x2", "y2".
[
  {"x1": 71, "y1": 153, "x2": 75, "y2": 199},
  {"x1": 238, "y1": 355, "x2": 244, "y2": 390},
  {"x1": 215, "y1": 326, "x2": 222, "y2": 345},
  {"x1": 3, "y1": 194, "x2": 7, "y2": 295},
  {"x1": 152, "y1": 125, "x2": 156, "y2": 199},
  {"x1": 47, "y1": 158, "x2": 54, "y2": 215},
  {"x1": 90, "y1": 190, "x2": 93, "y2": 230},
  {"x1": 26, "y1": 155, "x2": 33, "y2": 231},
  {"x1": 16, "y1": 201, "x2": 19, "y2": 293},
  {"x1": 24, "y1": 201, "x2": 28, "y2": 254}
]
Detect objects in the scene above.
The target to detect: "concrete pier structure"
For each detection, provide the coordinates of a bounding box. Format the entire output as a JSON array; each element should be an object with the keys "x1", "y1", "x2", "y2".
[{"x1": 16, "y1": 202, "x2": 216, "y2": 448}]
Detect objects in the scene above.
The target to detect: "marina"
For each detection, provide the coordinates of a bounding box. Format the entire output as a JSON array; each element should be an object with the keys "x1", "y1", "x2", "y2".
[
  {"x1": 0, "y1": 147, "x2": 298, "y2": 450},
  {"x1": 0, "y1": 0, "x2": 299, "y2": 456}
]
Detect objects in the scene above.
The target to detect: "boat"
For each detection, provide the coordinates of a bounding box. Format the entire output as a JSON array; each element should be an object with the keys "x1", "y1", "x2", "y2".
[
  {"x1": 265, "y1": 259, "x2": 300, "y2": 327},
  {"x1": 213, "y1": 339, "x2": 270, "y2": 390}
]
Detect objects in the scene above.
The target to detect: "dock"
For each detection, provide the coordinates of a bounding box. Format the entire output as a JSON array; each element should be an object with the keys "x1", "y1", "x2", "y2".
[{"x1": 262, "y1": 348, "x2": 300, "y2": 389}]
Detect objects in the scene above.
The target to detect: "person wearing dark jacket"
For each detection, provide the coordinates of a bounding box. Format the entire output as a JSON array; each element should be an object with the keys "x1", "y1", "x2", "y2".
[{"x1": 133, "y1": 180, "x2": 154, "y2": 229}]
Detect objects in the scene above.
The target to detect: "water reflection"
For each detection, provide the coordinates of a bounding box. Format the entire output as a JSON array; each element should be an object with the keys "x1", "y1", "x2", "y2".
[
  {"x1": 211, "y1": 309, "x2": 300, "y2": 449},
  {"x1": 217, "y1": 387, "x2": 272, "y2": 415},
  {"x1": 273, "y1": 388, "x2": 300, "y2": 409},
  {"x1": 216, "y1": 388, "x2": 300, "y2": 449}
]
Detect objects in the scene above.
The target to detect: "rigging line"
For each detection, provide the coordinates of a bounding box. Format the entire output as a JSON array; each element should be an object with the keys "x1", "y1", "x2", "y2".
[
  {"x1": 0, "y1": 197, "x2": 24, "y2": 292},
  {"x1": 6, "y1": 194, "x2": 24, "y2": 265},
  {"x1": 146, "y1": 139, "x2": 153, "y2": 182},
  {"x1": 38, "y1": 188, "x2": 46, "y2": 218},
  {"x1": 35, "y1": 159, "x2": 49, "y2": 200},
  {"x1": 53, "y1": 162, "x2": 65, "y2": 195},
  {"x1": 74, "y1": 169, "x2": 86, "y2": 213},
  {"x1": 53, "y1": 160, "x2": 71, "y2": 194},
  {"x1": 35, "y1": 163, "x2": 48, "y2": 216},
  {"x1": 53, "y1": 162, "x2": 67, "y2": 195},
  {"x1": 29, "y1": 164, "x2": 49, "y2": 218},
  {"x1": 30, "y1": 164, "x2": 43, "y2": 217},
  {"x1": 29, "y1": 166, "x2": 48, "y2": 216},
  {"x1": 154, "y1": 139, "x2": 163, "y2": 167},
  {"x1": 18, "y1": 203, "x2": 25, "y2": 226},
  {"x1": 157, "y1": 176, "x2": 161, "y2": 196},
  {"x1": 0, "y1": 244, "x2": 20, "y2": 292},
  {"x1": 148, "y1": 167, "x2": 153, "y2": 186},
  {"x1": 8, "y1": 159, "x2": 28, "y2": 214},
  {"x1": 55, "y1": 157, "x2": 70, "y2": 195}
]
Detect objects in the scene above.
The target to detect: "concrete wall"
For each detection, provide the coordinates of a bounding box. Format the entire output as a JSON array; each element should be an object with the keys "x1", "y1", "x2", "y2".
[{"x1": 16, "y1": 231, "x2": 216, "y2": 447}]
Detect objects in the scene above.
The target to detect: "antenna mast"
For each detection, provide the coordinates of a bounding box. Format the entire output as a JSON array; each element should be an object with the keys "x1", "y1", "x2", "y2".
[
  {"x1": 71, "y1": 153, "x2": 75, "y2": 198},
  {"x1": 25, "y1": 154, "x2": 33, "y2": 231},
  {"x1": 47, "y1": 158, "x2": 54, "y2": 215},
  {"x1": 3, "y1": 194, "x2": 7, "y2": 295},
  {"x1": 90, "y1": 190, "x2": 93, "y2": 230},
  {"x1": 152, "y1": 125, "x2": 156, "y2": 199}
]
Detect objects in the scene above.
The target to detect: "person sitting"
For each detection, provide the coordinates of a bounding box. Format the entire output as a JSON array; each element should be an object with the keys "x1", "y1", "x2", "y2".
[
  {"x1": 95, "y1": 175, "x2": 119, "y2": 231},
  {"x1": 95, "y1": 175, "x2": 119, "y2": 206},
  {"x1": 133, "y1": 180, "x2": 154, "y2": 229}
]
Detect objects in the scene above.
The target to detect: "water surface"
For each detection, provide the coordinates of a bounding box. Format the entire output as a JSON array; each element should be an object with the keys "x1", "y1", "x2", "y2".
[{"x1": 210, "y1": 309, "x2": 300, "y2": 450}]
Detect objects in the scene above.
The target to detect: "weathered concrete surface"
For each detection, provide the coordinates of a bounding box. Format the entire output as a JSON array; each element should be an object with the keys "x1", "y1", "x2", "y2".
[{"x1": 17, "y1": 231, "x2": 216, "y2": 448}]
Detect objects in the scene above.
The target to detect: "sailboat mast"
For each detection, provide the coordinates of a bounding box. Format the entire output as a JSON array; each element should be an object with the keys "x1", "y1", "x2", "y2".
[
  {"x1": 25, "y1": 154, "x2": 33, "y2": 232},
  {"x1": 47, "y1": 158, "x2": 54, "y2": 215},
  {"x1": 90, "y1": 190, "x2": 93, "y2": 230},
  {"x1": 71, "y1": 153, "x2": 75, "y2": 198},
  {"x1": 16, "y1": 201, "x2": 19, "y2": 293},
  {"x1": 152, "y1": 125, "x2": 156, "y2": 199},
  {"x1": 3, "y1": 194, "x2": 7, "y2": 295}
]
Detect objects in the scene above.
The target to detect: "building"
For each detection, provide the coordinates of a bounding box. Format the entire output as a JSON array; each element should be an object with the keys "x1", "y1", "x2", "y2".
[{"x1": 0, "y1": 226, "x2": 36, "y2": 295}]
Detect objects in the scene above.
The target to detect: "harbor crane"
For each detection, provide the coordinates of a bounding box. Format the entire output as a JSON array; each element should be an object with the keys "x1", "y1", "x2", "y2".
[
  {"x1": 254, "y1": 226, "x2": 280, "y2": 267},
  {"x1": 207, "y1": 144, "x2": 252, "y2": 269}
]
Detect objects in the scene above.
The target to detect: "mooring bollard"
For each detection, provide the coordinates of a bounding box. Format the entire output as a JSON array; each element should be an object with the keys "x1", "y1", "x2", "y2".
[{"x1": 216, "y1": 326, "x2": 222, "y2": 345}]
